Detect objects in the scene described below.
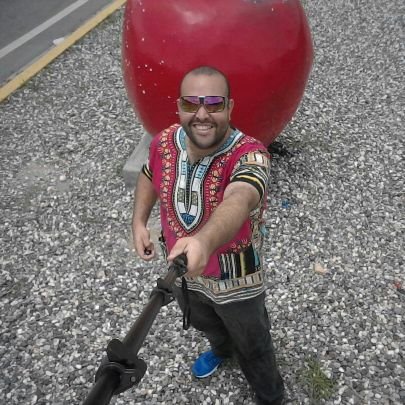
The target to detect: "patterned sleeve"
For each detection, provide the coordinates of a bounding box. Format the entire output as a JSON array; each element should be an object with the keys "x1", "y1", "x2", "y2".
[
  {"x1": 229, "y1": 150, "x2": 270, "y2": 201},
  {"x1": 141, "y1": 158, "x2": 153, "y2": 181},
  {"x1": 141, "y1": 135, "x2": 159, "y2": 181}
]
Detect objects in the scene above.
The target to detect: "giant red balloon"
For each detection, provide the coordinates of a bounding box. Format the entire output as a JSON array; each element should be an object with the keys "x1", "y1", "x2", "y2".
[{"x1": 122, "y1": 0, "x2": 313, "y2": 146}]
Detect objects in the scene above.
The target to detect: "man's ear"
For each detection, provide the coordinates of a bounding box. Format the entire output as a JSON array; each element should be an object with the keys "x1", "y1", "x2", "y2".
[{"x1": 228, "y1": 98, "x2": 234, "y2": 115}]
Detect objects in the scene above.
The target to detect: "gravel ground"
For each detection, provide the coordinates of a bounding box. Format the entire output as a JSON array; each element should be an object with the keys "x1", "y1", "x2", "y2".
[{"x1": 0, "y1": 1, "x2": 404, "y2": 404}]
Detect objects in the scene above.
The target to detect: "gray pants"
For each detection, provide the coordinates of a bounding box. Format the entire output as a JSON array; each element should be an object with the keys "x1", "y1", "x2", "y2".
[{"x1": 172, "y1": 286, "x2": 285, "y2": 405}]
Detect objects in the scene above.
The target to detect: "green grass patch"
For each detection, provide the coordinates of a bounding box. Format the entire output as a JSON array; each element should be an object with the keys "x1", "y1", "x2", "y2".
[{"x1": 299, "y1": 357, "x2": 336, "y2": 404}]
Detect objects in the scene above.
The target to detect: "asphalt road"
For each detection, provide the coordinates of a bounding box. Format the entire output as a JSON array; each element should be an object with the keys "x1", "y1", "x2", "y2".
[{"x1": 0, "y1": 0, "x2": 114, "y2": 85}]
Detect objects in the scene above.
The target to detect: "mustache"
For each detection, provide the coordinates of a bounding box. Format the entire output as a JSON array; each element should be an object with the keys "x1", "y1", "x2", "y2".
[{"x1": 190, "y1": 118, "x2": 215, "y2": 125}]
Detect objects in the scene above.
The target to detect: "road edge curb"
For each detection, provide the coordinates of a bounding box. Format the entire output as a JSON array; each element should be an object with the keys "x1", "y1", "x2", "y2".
[{"x1": 0, "y1": 0, "x2": 127, "y2": 103}]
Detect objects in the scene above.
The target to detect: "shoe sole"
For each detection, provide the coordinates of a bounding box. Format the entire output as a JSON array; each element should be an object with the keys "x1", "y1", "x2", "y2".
[{"x1": 193, "y1": 363, "x2": 221, "y2": 378}]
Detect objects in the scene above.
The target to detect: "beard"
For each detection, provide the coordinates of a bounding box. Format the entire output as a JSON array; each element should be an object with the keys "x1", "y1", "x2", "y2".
[{"x1": 182, "y1": 118, "x2": 230, "y2": 151}]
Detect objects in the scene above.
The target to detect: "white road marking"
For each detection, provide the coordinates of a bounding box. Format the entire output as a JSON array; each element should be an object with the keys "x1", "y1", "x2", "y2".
[
  {"x1": 53, "y1": 37, "x2": 66, "y2": 45},
  {"x1": 0, "y1": 0, "x2": 89, "y2": 60}
]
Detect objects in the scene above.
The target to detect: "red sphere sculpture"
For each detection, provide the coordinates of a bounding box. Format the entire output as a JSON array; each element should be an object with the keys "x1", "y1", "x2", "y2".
[{"x1": 122, "y1": 0, "x2": 313, "y2": 146}]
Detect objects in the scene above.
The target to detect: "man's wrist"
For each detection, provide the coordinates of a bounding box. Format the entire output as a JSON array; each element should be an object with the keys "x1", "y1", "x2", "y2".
[
  {"x1": 132, "y1": 218, "x2": 148, "y2": 229},
  {"x1": 194, "y1": 233, "x2": 216, "y2": 257}
]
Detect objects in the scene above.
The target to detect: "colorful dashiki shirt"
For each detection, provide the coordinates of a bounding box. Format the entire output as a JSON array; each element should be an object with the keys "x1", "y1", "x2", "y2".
[{"x1": 142, "y1": 124, "x2": 270, "y2": 304}]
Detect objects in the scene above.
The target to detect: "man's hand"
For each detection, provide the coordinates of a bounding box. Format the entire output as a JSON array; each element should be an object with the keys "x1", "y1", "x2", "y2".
[
  {"x1": 167, "y1": 237, "x2": 210, "y2": 278},
  {"x1": 133, "y1": 224, "x2": 155, "y2": 261}
]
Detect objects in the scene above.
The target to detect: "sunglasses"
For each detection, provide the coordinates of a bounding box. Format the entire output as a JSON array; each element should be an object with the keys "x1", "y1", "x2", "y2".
[{"x1": 179, "y1": 96, "x2": 228, "y2": 113}]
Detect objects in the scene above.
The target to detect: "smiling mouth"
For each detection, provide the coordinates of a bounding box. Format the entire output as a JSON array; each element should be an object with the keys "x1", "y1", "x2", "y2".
[{"x1": 192, "y1": 123, "x2": 214, "y2": 132}]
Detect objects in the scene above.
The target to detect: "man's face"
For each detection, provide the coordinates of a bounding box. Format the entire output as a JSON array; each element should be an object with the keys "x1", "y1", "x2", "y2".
[{"x1": 177, "y1": 73, "x2": 234, "y2": 152}]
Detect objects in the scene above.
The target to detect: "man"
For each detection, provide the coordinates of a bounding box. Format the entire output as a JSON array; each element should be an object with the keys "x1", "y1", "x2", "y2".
[{"x1": 132, "y1": 66, "x2": 285, "y2": 404}]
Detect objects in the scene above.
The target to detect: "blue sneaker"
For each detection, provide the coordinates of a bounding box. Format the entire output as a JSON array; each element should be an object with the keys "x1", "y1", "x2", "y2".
[{"x1": 192, "y1": 350, "x2": 224, "y2": 378}]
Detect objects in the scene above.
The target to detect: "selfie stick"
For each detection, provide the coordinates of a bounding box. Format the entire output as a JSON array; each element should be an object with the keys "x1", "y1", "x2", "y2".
[{"x1": 82, "y1": 254, "x2": 188, "y2": 405}]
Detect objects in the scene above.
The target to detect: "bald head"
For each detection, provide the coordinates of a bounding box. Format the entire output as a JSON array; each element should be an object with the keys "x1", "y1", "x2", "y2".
[{"x1": 180, "y1": 66, "x2": 231, "y2": 98}]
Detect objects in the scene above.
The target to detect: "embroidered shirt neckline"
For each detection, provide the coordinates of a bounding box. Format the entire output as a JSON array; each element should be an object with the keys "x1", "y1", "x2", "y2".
[{"x1": 178, "y1": 127, "x2": 240, "y2": 163}]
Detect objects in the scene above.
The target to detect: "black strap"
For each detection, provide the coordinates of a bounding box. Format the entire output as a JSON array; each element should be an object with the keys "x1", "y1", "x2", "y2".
[{"x1": 181, "y1": 277, "x2": 191, "y2": 330}]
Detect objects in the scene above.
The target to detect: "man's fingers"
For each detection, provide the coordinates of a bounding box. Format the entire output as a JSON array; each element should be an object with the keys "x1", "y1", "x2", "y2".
[
  {"x1": 142, "y1": 244, "x2": 155, "y2": 261},
  {"x1": 134, "y1": 230, "x2": 155, "y2": 260},
  {"x1": 167, "y1": 244, "x2": 187, "y2": 261},
  {"x1": 184, "y1": 256, "x2": 202, "y2": 278},
  {"x1": 143, "y1": 241, "x2": 155, "y2": 259},
  {"x1": 138, "y1": 243, "x2": 155, "y2": 260}
]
